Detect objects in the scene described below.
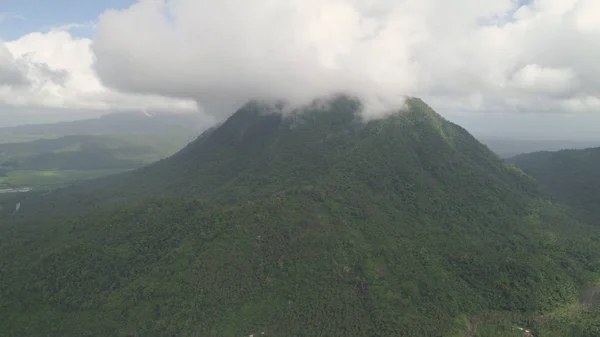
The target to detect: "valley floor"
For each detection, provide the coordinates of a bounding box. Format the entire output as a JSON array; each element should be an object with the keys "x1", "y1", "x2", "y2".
[{"x1": 0, "y1": 169, "x2": 131, "y2": 190}]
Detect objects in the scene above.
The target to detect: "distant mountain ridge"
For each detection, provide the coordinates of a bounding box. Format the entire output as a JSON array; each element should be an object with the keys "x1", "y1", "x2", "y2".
[
  {"x1": 0, "y1": 133, "x2": 195, "y2": 172},
  {"x1": 510, "y1": 147, "x2": 600, "y2": 225},
  {"x1": 480, "y1": 137, "x2": 600, "y2": 158},
  {"x1": 0, "y1": 111, "x2": 207, "y2": 143},
  {"x1": 0, "y1": 112, "x2": 202, "y2": 188}
]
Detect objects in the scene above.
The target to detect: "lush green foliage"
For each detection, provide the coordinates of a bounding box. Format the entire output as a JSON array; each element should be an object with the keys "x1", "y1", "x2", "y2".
[
  {"x1": 510, "y1": 147, "x2": 600, "y2": 225},
  {"x1": 1, "y1": 96, "x2": 600, "y2": 336}
]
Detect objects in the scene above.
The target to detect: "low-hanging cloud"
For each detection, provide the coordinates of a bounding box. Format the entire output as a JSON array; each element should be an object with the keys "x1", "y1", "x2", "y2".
[
  {"x1": 0, "y1": 44, "x2": 30, "y2": 87},
  {"x1": 91, "y1": 0, "x2": 600, "y2": 119},
  {"x1": 91, "y1": 0, "x2": 416, "y2": 118}
]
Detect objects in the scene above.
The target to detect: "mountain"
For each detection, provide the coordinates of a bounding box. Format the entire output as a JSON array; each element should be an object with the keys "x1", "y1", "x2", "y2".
[
  {"x1": 0, "y1": 112, "x2": 201, "y2": 189},
  {"x1": 1, "y1": 95, "x2": 599, "y2": 336},
  {"x1": 0, "y1": 133, "x2": 197, "y2": 190},
  {"x1": 510, "y1": 147, "x2": 600, "y2": 225},
  {"x1": 479, "y1": 138, "x2": 600, "y2": 158},
  {"x1": 0, "y1": 111, "x2": 206, "y2": 143},
  {"x1": 0, "y1": 133, "x2": 196, "y2": 171}
]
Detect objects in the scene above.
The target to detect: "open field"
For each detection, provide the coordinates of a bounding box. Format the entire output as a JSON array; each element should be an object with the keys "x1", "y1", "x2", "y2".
[{"x1": 0, "y1": 169, "x2": 131, "y2": 190}]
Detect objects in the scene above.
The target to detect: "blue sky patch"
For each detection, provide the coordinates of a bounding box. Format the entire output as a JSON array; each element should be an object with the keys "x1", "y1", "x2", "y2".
[{"x1": 0, "y1": 0, "x2": 135, "y2": 40}]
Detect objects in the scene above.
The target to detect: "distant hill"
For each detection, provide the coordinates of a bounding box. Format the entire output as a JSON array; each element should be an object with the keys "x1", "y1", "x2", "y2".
[
  {"x1": 0, "y1": 112, "x2": 202, "y2": 188},
  {"x1": 479, "y1": 137, "x2": 600, "y2": 158},
  {"x1": 0, "y1": 111, "x2": 206, "y2": 143},
  {"x1": 1, "y1": 96, "x2": 599, "y2": 336},
  {"x1": 509, "y1": 147, "x2": 600, "y2": 225},
  {"x1": 0, "y1": 133, "x2": 195, "y2": 171}
]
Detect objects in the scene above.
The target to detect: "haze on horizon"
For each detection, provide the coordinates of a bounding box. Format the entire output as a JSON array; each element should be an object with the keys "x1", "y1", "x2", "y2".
[{"x1": 0, "y1": 0, "x2": 599, "y2": 140}]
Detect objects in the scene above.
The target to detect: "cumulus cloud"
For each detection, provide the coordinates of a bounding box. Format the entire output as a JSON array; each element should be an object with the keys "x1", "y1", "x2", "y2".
[
  {"x1": 89, "y1": 0, "x2": 600, "y2": 119},
  {"x1": 0, "y1": 44, "x2": 30, "y2": 87},
  {"x1": 0, "y1": 0, "x2": 598, "y2": 129},
  {"x1": 0, "y1": 29, "x2": 198, "y2": 116},
  {"x1": 509, "y1": 64, "x2": 578, "y2": 95}
]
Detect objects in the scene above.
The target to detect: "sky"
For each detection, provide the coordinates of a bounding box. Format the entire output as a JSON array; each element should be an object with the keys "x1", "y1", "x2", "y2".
[
  {"x1": 0, "y1": 0, "x2": 599, "y2": 140},
  {"x1": 0, "y1": 0, "x2": 132, "y2": 39}
]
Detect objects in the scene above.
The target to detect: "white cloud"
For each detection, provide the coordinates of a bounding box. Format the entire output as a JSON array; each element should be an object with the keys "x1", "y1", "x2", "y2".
[
  {"x1": 1, "y1": 0, "x2": 599, "y2": 128},
  {"x1": 533, "y1": 0, "x2": 578, "y2": 15},
  {"x1": 0, "y1": 29, "x2": 198, "y2": 116},
  {"x1": 0, "y1": 44, "x2": 30, "y2": 87},
  {"x1": 88, "y1": 0, "x2": 600, "y2": 119},
  {"x1": 561, "y1": 95, "x2": 600, "y2": 112},
  {"x1": 573, "y1": 0, "x2": 600, "y2": 33},
  {"x1": 39, "y1": 21, "x2": 96, "y2": 34},
  {"x1": 509, "y1": 64, "x2": 577, "y2": 94}
]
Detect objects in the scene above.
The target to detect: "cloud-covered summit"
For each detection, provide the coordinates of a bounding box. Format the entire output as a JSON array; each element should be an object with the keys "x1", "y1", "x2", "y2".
[
  {"x1": 0, "y1": 0, "x2": 599, "y2": 129},
  {"x1": 91, "y1": 0, "x2": 600, "y2": 118}
]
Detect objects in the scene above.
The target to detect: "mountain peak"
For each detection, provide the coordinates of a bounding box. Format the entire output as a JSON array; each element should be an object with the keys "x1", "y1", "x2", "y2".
[
  {"x1": 125, "y1": 95, "x2": 526, "y2": 204},
  {"x1": 216, "y1": 94, "x2": 444, "y2": 141}
]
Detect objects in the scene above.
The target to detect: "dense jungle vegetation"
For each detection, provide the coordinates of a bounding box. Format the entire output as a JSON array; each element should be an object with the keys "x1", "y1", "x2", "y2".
[{"x1": 1, "y1": 96, "x2": 599, "y2": 336}]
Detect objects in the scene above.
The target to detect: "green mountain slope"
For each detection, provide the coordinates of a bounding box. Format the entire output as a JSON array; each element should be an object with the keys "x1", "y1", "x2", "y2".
[
  {"x1": 509, "y1": 147, "x2": 600, "y2": 225},
  {"x1": 1, "y1": 96, "x2": 599, "y2": 336}
]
